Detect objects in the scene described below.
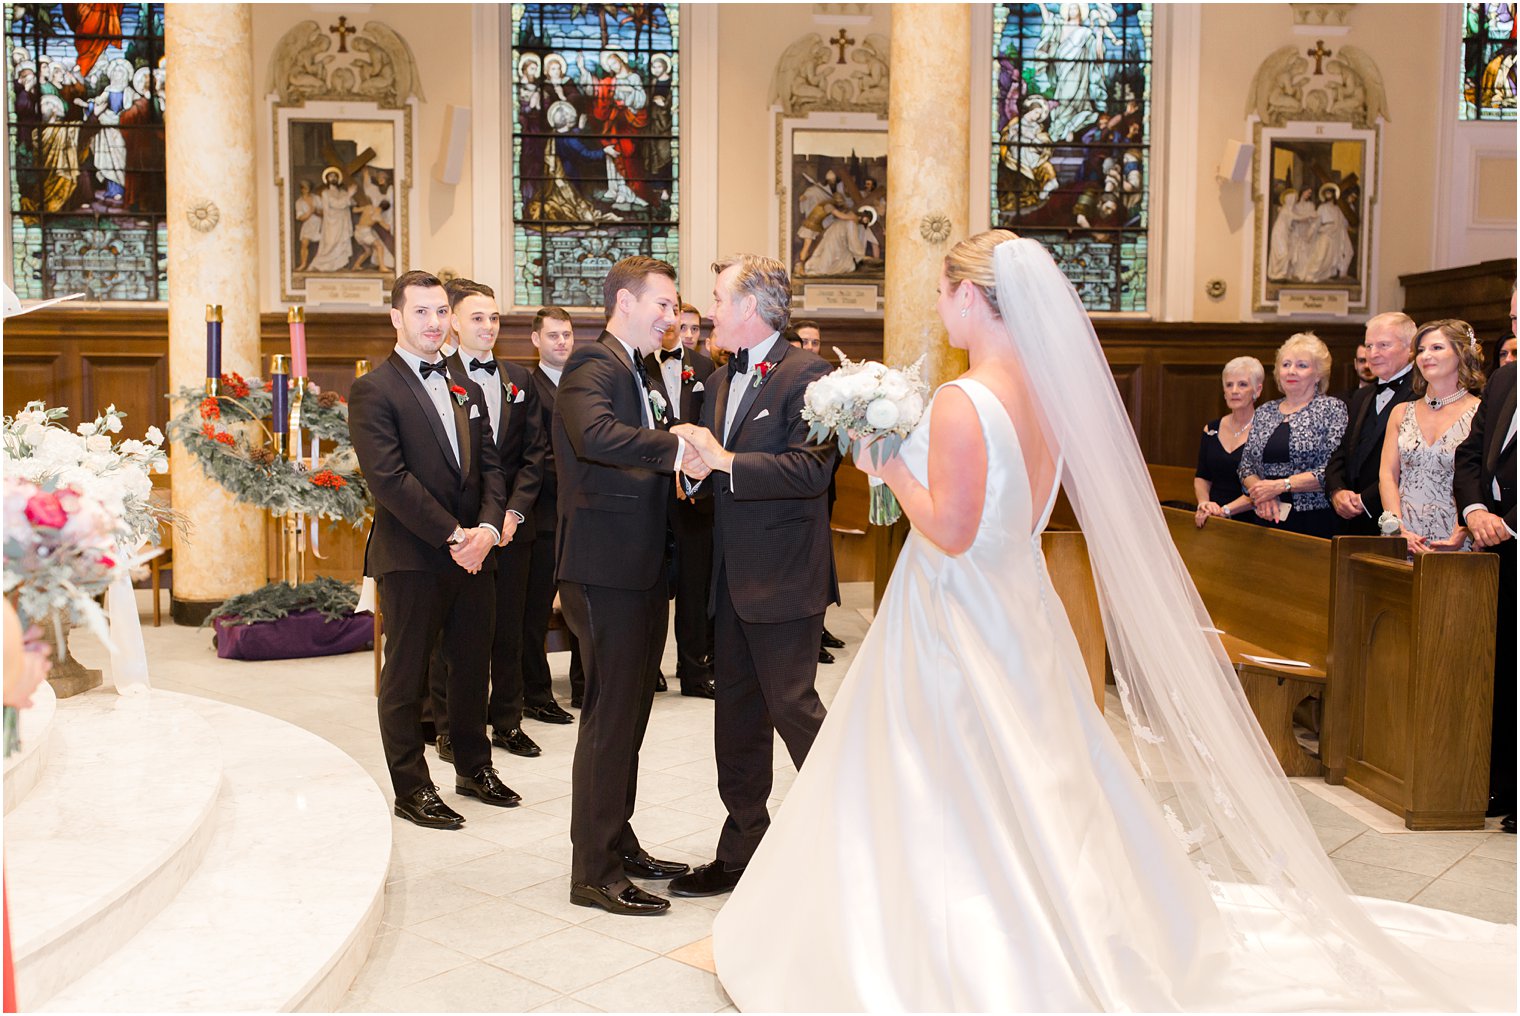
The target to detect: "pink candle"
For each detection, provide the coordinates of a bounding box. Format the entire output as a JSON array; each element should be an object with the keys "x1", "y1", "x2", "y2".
[{"x1": 287, "y1": 305, "x2": 308, "y2": 377}]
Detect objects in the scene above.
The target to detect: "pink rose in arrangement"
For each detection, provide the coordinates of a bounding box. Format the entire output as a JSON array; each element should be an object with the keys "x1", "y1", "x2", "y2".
[{"x1": 24, "y1": 491, "x2": 66, "y2": 529}]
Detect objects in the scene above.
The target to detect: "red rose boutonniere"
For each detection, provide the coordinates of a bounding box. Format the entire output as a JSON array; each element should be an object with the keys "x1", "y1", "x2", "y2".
[
  {"x1": 507, "y1": 381, "x2": 522, "y2": 403},
  {"x1": 752, "y1": 361, "x2": 776, "y2": 389},
  {"x1": 449, "y1": 384, "x2": 469, "y2": 406},
  {"x1": 681, "y1": 367, "x2": 695, "y2": 383}
]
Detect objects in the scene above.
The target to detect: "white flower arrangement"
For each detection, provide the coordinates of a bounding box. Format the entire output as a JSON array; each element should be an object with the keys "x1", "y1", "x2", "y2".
[{"x1": 802, "y1": 350, "x2": 929, "y2": 524}]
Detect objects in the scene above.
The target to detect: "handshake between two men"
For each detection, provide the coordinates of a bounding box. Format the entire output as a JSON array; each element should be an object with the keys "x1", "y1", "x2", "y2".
[{"x1": 674, "y1": 423, "x2": 731, "y2": 483}]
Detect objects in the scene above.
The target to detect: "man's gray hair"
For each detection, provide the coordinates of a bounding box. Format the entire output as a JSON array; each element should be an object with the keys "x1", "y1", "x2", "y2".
[
  {"x1": 712, "y1": 254, "x2": 791, "y2": 333},
  {"x1": 1365, "y1": 311, "x2": 1416, "y2": 346}
]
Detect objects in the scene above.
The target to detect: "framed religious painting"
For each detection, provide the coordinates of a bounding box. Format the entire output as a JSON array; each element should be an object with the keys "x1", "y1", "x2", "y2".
[
  {"x1": 773, "y1": 111, "x2": 888, "y2": 314},
  {"x1": 1252, "y1": 120, "x2": 1380, "y2": 316},
  {"x1": 273, "y1": 103, "x2": 412, "y2": 306}
]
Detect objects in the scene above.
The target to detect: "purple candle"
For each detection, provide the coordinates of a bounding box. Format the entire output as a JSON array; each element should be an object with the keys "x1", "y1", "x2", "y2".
[
  {"x1": 206, "y1": 305, "x2": 223, "y2": 379},
  {"x1": 270, "y1": 354, "x2": 290, "y2": 435}
]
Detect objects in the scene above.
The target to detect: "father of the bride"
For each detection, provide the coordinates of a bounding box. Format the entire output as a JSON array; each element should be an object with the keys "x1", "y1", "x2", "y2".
[
  {"x1": 669, "y1": 254, "x2": 839, "y2": 897},
  {"x1": 555, "y1": 256, "x2": 711, "y2": 916}
]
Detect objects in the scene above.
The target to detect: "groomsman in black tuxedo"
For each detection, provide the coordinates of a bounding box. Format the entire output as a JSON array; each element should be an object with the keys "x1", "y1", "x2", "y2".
[
  {"x1": 667, "y1": 254, "x2": 839, "y2": 898},
  {"x1": 556, "y1": 256, "x2": 711, "y2": 915},
  {"x1": 522, "y1": 308, "x2": 583, "y2": 719},
  {"x1": 426, "y1": 279, "x2": 548, "y2": 761},
  {"x1": 348, "y1": 271, "x2": 518, "y2": 829},
  {"x1": 1327, "y1": 312, "x2": 1418, "y2": 534},
  {"x1": 1457, "y1": 356, "x2": 1517, "y2": 834},
  {"x1": 645, "y1": 304, "x2": 717, "y2": 699}
]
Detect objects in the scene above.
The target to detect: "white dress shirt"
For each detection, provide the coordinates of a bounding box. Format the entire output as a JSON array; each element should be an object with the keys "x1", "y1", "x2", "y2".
[
  {"x1": 724, "y1": 331, "x2": 781, "y2": 444},
  {"x1": 1376, "y1": 363, "x2": 1413, "y2": 414},
  {"x1": 463, "y1": 354, "x2": 503, "y2": 439},
  {"x1": 394, "y1": 343, "x2": 459, "y2": 464},
  {"x1": 657, "y1": 348, "x2": 684, "y2": 420},
  {"x1": 539, "y1": 363, "x2": 563, "y2": 386}
]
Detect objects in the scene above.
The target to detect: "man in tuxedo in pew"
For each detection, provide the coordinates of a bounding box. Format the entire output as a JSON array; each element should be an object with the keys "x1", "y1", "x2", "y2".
[
  {"x1": 555, "y1": 256, "x2": 712, "y2": 915},
  {"x1": 1457, "y1": 353, "x2": 1517, "y2": 835},
  {"x1": 1327, "y1": 312, "x2": 1417, "y2": 535},
  {"x1": 426, "y1": 279, "x2": 548, "y2": 762},
  {"x1": 348, "y1": 271, "x2": 518, "y2": 829},
  {"x1": 666, "y1": 254, "x2": 839, "y2": 898},
  {"x1": 645, "y1": 306, "x2": 717, "y2": 699},
  {"x1": 522, "y1": 308, "x2": 583, "y2": 718}
]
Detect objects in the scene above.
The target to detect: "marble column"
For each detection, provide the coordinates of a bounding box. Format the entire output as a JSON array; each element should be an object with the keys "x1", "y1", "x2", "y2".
[
  {"x1": 883, "y1": 3, "x2": 972, "y2": 389},
  {"x1": 165, "y1": 4, "x2": 265, "y2": 624}
]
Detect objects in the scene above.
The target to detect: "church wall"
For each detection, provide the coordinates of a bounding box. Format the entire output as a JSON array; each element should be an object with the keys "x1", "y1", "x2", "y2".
[{"x1": 248, "y1": 4, "x2": 480, "y2": 310}]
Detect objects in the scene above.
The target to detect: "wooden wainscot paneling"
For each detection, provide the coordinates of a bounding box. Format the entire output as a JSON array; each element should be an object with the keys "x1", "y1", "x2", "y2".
[
  {"x1": 80, "y1": 351, "x2": 170, "y2": 435},
  {"x1": 1399, "y1": 258, "x2": 1517, "y2": 338}
]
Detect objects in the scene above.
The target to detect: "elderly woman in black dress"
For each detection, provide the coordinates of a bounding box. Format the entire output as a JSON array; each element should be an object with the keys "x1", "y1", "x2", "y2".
[
  {"x1": 1195, "y1": 356, "x2": 1264, "y2": 527},
  {"x1": 1238, "y1": 332, "x2": 1349, "y2": 538}
]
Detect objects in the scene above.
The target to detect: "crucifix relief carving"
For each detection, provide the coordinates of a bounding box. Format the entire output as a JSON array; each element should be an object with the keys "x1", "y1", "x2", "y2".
[
  {"x1": 330, "y1": 15, "x2": 356, "y2": 54},
  {"x1": 1306, "y1": 39, "x2": 1332, "y2": 75},
  {"x1": 830, "y1": 28, "x2": 854, "y2": 65}
]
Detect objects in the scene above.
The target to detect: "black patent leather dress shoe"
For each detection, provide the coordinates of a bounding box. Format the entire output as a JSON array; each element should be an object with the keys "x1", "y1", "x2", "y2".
[
  {"x1": 395, "y1": 785, "x2": 465, "y2": 829},
  {"x1": 1503, "y1": 814, "x2": 1516, "y2": 835},
  {"x1": 622, "y1": 851, "x2": 692, "y2": 880},
  {"x1": 570, "y1": 881, "x2": 670, "y2": 915},
  {"x1": 456, "y1": 766, "x2": 522, "y2": 807},
  {"x1": 492, "y1": 727, "x2": 542, "y2": 758},
  {"x1": 818, "y1": 647, "x2": 835, "y2": 665},
  {"x1": 655, "y1": 673, "x2": 668, "y2": 692},
  {"x1": 523, "y1": 702, "x2": 575, "y2": 725},
  {"x1": 668, "y1": 859, "x2": 745, "y2": 897},
  {"x1": 436, "y1": 735, "x2": 454, "y2": 763},
  {"x1": 820, "y1": 627, "x2": 845, "y2": 649},
  {"x1": 680, "y1": 678, "x2": 716, "y2": 699}
]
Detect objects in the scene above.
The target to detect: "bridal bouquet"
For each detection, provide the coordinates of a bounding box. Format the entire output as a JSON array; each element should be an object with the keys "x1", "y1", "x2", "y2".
[
  {"x1": 802, "y1": 350, "x2": 928, "y2": 525},
  {"x1": 2, "y1": 473, "x2": 129, "y2": 636}
]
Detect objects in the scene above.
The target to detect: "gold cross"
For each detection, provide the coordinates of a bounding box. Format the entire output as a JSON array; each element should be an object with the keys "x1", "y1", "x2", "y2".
[
  {"x1": 830, "y1": 28, "x2": 854, "y2": 65},
  {"x1": 1306, "y1": 39, "x2": 1332, "y2": 75},
  {"x1": 330, "y1": 16, "x2": 357, "y2": 54}
]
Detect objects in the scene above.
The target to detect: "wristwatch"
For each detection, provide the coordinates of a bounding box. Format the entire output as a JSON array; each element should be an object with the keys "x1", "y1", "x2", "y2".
[
  {"x1": 446, "y1": 525, "x2": 466, "y2": 546},
  {"x1": 1221, "y1": 504, "x2": 1233, "y2": 517},
  {"x1": 1281, "y1": 478, "x2": 1292, "y2": 494}
]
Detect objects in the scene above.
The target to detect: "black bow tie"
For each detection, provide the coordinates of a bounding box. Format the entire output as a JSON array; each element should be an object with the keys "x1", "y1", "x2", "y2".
[
  {"x1": 1376, "y1": 379, "x2": 1398, "y2": 395},
  {"x1": 419, "y1": 359, "x2": 448, "y2": 379},
  {"x1": 468, "y1": 357, "x2": 498, "y2": 375},
  {"x1": 659, "y1": 349, "x2": 682, "y2": 363},
  {"x1": 727, "y1": 348, "x2": 750, "y2": 378},
  {"x1": 632, "y1": 352, "x2": 651, "y2": 387}
]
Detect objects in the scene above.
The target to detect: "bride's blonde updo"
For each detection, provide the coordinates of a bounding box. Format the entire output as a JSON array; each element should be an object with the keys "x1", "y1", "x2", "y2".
[{"x1": 944, "y1": 229, "x2": 1020, "y2": 319}]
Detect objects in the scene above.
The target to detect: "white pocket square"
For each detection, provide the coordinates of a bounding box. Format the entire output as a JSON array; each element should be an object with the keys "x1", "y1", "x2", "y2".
[
  {"x1": 693, "y1": 382, "x2": 705, "y2": 393},
  {"x1": 754, "y1": 408, "x2": 770, "y2": 421},
  {"x1": 469, "y1": 404, "x2": 481, "y2": 419},
  {"x1": 513, "y1": 390, "x2": 525, "y2": 404}
]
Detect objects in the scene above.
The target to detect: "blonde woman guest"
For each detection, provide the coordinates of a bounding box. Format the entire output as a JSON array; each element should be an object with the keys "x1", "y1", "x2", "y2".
[
  {"x1": 1238, "y1": 332, "x2": 1349, "y2": 538},
  {"x1": 1378, "y1": 319, "x2": 1487, "y2": 554},
  {"x1": 1195, "y1": 356, "x2": 1264, "y2": 527}
]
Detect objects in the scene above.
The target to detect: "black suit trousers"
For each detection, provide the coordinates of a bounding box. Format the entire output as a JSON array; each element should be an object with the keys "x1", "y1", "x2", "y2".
[
  {"x1": 1490, "y1": 539, "x2": 1516, "y2": 813},
  {"x1": 671, "y1": 497, "x2": 715, "y2": 683},
  {"x1": 429, "y1": 538, "x2": 533, "y2": 733},
  {"x1": 522, "y1": 533, "x2": 584, "y2": 705},
  {"x1": 713, "y1": 565, "x2": 827, "y2": 868},
  {"x1": 561, "y1": 577, "x2": 667, "y2": 887},
  {"x1": 378, "y1": 568, "x2": 494, "y2": 797}
]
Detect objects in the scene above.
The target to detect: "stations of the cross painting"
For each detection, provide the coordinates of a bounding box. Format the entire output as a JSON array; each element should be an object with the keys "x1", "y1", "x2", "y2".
[
  {"x1": 1306, "y1": 39, "x2": 1332, "y2": 75},
  {"x1": 830, "y1": 27, "x2": 854, "y2": 64},
  {"x1": 330, "y1": 15, "x2": 357, "y2": 54}
]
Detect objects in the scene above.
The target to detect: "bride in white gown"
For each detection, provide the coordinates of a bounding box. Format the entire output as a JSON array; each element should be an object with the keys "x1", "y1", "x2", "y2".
[{"x1": 711, "y1": 232, "x2": 1516, "y2": 1012}]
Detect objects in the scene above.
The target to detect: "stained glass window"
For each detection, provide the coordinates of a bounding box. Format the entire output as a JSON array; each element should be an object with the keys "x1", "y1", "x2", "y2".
[
  {"x1": 991, "y1": 3, "x2": 1151, "y2": 313},
  {"x1": 511, "y1": 3, "x2": 679, "y2": 308},
  {"x1": 5, "y1": 3, "x2": 167, "y2": 301},
  {"x1": 1461, "y1": 3, "x2": 1517, "y2": 120}
]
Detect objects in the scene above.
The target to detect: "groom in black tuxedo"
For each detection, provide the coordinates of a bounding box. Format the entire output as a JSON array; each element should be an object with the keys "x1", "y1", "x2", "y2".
[
  {"x1": 555, "y1": 256, "x2": 711, "y2": 915},
  {"x1": 348, "y1": 271, "x2": 518, "y2": 829},
  {"x1": 1327, "y1": 312, "x2": 1417, "y2": 534},
  {"x1": 668, "y1": 254, "x2": 839, "y2": 898}
]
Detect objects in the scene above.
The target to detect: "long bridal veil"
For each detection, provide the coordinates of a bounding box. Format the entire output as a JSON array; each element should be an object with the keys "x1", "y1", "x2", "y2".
[{"x1": 992, "y1": 237, "x2": 1510, "y2": 1009}]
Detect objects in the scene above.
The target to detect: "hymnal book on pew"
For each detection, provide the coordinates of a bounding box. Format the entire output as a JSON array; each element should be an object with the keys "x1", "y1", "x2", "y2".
[{"x1": 1241, "y1": 653, "x2": 1312, "y2": 669}]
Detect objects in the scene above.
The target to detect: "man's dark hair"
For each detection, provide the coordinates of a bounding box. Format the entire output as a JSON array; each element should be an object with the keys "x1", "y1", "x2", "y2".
[
  {"x1": 679, "y1": 303, "x2": 701, "y2": 318},
  {"x1": 445, "y1": 278, "x2": 496, "y2": 310},
  {"x1": 783, "y1": 329, "x2": 802, "y2": 348},
  {"x1": 533, "y1": 306, "x2": 574, "y2": 333},
  {"x1": 391, "y1": 270, "x2": 445, "y2": 310},
  {"x1": 791, "y1": 317, "x2": 821, "y2": 334},
  {"x1": 603, "y1": 256, "x2": 676, "y2": 318}
]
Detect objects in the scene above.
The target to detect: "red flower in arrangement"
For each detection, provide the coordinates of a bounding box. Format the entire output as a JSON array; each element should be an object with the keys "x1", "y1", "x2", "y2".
[
  {"x1": 310, "y1": 470, "x2": 347, "y2": 489},
  {"x1": 220, "y1": 372, "x2": 251, "y2": 398},
  {"x1": 506, "y1": 382, "x2": 521, "y2": 402},
  {"x1": 681, "y1": 367, "x2": 695, "y2": 383},
  {"x1": 262, "y1": 379, "x2": 274, "y2": 392},
  {"x1": 99, "y1": 554, "x2": 115, "y2": 569},
  {"x1": 200, "y1": 422, "x2": 217, "y2": 439},
  {"x1": 23, "y1": 491, "x2": 67, "y2": 529},
  {"x1": 448, "y1": 384, "x2": 469, "y2": 406},
  {"x1": 213, "y1": 431, "x2": 236, "y2": 447},
  {"x1": 198, "y1": 397, "x2": 221, "y2": 420},
  {"x1": 752, "y1": 361, "x2": 776, "y2": 388}
]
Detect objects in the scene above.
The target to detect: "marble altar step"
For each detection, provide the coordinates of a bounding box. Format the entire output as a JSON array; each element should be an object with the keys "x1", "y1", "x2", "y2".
[
  {"x1": 6, "y1": 690, "x2": 224, "y2": 1010},
  {"x1": 4, "y1": 679, "x2": 57, "y2": 815},
  {"x1": 38, "y1": 693, "x2": 392, "y2": 1012}
]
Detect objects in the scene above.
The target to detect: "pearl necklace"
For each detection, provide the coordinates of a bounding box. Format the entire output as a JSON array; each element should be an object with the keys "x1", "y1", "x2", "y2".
[{"x1": 1425, "y1": 388, "x2": 1467, "y2": 410}]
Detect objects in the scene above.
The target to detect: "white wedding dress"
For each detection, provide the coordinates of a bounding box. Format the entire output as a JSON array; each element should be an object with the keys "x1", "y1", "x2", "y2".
[{"x1": 712, "y1": 378, "x2": 1515, "y2": 1012}]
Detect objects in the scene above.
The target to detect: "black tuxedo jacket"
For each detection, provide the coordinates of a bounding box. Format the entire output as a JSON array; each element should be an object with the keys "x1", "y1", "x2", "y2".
[
  {"x1": 1456, "y1": 363, "x2": 1517, "y2": 531},
  {"x1": 349, "y1": 351, "x2": 506, "y2": 575},
  {"x1": 643, "y1": 346, "x2": 714, "y2": 431},
  {"x1": 530, "y1": 366, "x2": 561, "y2": 536},
  {"x1": 1325, "y1": 371, "x2": 1417, "y2": 516},
  {"x1": 445, "y1": 351, "x2": 547, "y2": 540},
  {"x1": 699, "y1": 341, "x2": 839, "y2": 623},
  {"x1": 552, "y1": 332, "x2": 681, "y2": 589}
]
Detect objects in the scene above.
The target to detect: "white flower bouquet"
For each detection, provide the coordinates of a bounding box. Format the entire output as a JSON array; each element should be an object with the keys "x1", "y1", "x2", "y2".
[{"x1": 802, "y1": 350, "x2": 929, "y2": 525}]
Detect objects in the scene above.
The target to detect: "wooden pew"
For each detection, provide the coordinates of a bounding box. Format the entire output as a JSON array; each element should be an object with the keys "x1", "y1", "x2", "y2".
[
  {"x1": 1041, "y1": 530, "x2": 1106, "y2": 711},
  {"x1": 1161, "y1": 506, "x2": 1331, "y2": 777},
  {"x1": 1323, "y1": 537, "x2": 1499, "y2": 830}
]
